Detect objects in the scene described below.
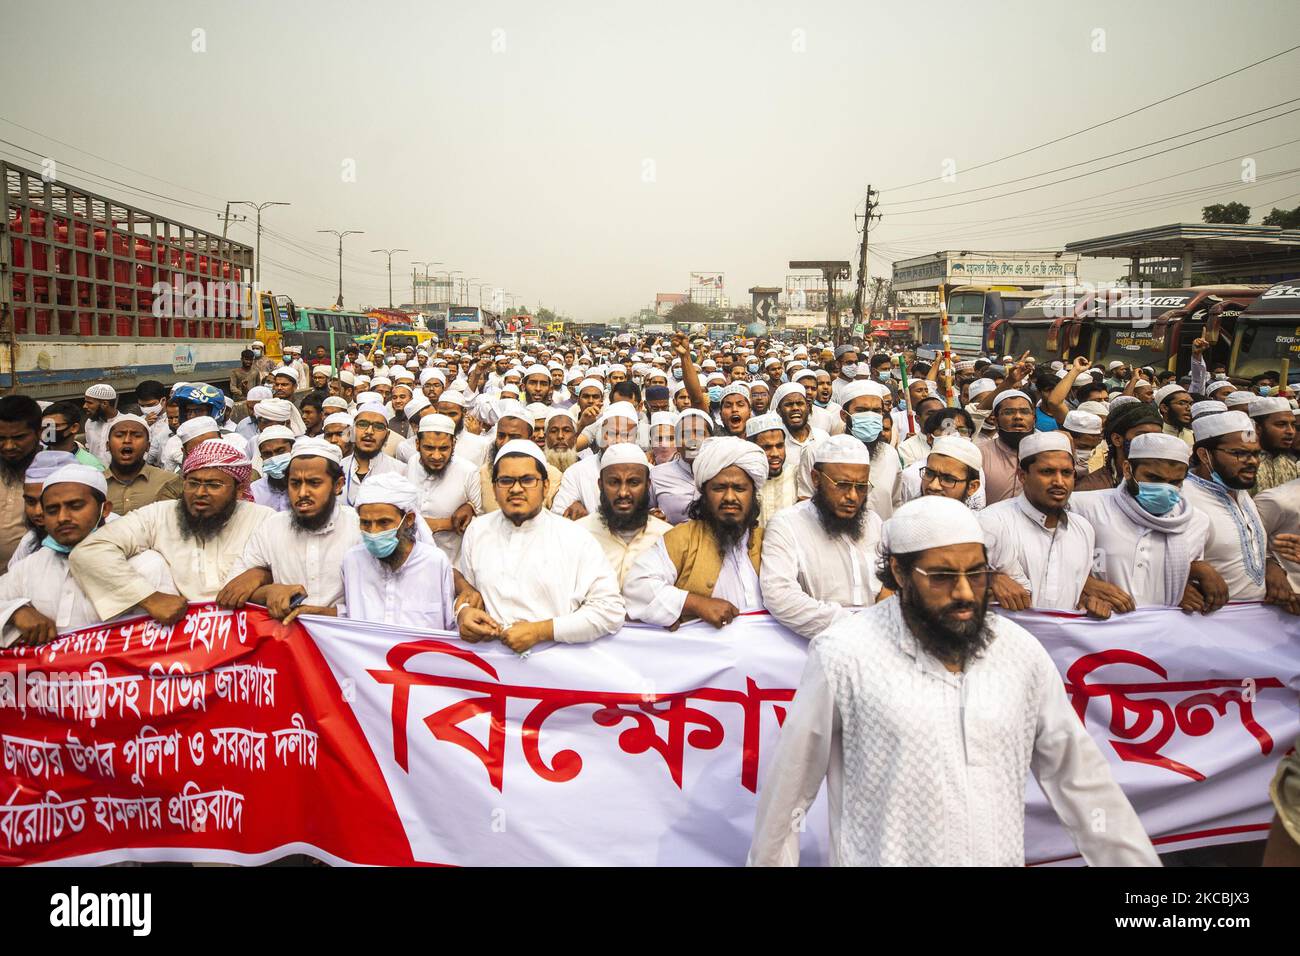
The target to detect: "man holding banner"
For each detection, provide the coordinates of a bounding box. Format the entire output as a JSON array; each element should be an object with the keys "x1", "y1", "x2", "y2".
[{"x1": 750, "y1": 496, "x2": 1159, "y2": 867}]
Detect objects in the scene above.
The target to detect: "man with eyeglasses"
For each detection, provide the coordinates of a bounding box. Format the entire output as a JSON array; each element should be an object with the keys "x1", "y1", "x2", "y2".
[
  {"x1": 1183, "y1": 411, "x2": 1299, "y2": 610},
  {"x1": 456, "y1": 440, "x2": 624, "y2": 653},
  {"x1": 899, "y1": 434, "x2": 985, "y2": 509},
  {"x1": 795, "y1": 380, "x2": 899, "y2": 522},
  {"x1": 340, "y1": 404, "x2": 402, "y2": 507},
  {"x1": 978, "y1": 431, "x2": 1129, "y2": 617},
  {"x1": 759, "y1": 435, "x2": 883, "y2": 639},
  {"x1": 71, "y1": 439, "x2": 274, "y2": 625},
  {"x1": 750, "y1": 495, "x2": 1158, "y2": 866},
  {"x1": 625, "y1": 437, "x2": 768, "y2": 629}
]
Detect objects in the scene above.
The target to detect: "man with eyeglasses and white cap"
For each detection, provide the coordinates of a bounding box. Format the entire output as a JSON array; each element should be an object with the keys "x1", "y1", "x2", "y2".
[
  {"x1": 899, "y1": 433, "x2": 985, "y2": 509},
  {"x1": 795, "y1": 380, "x2": 899, "y2": 522},
  {"x1": 1071, "y1": 432, "x2": 1228, "y2": 613},
  {"x1": 749, "y1": 495, "x2": 1158, "y2": 867},
  {"x1": 456, "y1": 440, "x2": 625, "y2": 653},
  {"x1": 0, "y1": 464, "x2": 175, "y2": 646},
  {"x1": 624, "y1": 436, "x2": 768, "y2": 629},
  {"x1": 340, "y1": 403, "x2": 402, "y2": 507},
  {"x1": 759, "y1": 434, "x2": 883, "y2": 639},
  {"x1": 1183, "y1": 410, "x2": 1299, "y2": 611},
  {"x1": 218, "y1": 437, "x2": 362, "y2": 623},
  {"x1": 336, "y1": 472, "x2": 457, "y2": 629},
  {"x1": 978, "y1": 431, "x2": 1131, "y2": 617}
]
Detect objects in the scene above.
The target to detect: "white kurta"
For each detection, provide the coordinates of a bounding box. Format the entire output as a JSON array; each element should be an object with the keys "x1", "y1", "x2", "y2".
[
  {"x1": 340, "y1": 451, "x2": 403, "y2": 507},
  {"x1": 748, "y1": 599, "x2": 1160, "y2": 867},
  {"x1": 452, "y1": 429, "x2": 495, "y2": 470},
  {"x1": 783, "y1": 426, "x2": 829, "y2": 472},
  {"x1": 249, "y1": 477, "x2": 290, "y2": 512},
  {"x1": 404, "y1": 456, "x2": 482, "y2": 565},
  {"x1": 759, "y1": 500, "x2": 882, "y2": 639},
  {"x1": 83, "y1": 417, "x2": 113, "y2": 465},
  {"x1": 1182, "y1": 474, "x2": 1269, "y2": 601},
  {"x1": 896, "y1": 433, "x2": 931, "y2": 468},
  {"x1": 649, "y1": 457, "x2": 697, "y2": 526},
  {"x1": 69, "y1": 499, "x2": 275, "y2": 619},
  {"x1": 6, "y1": 529, "x2": 40, "y2": 571},
  {"x1": 623, "y1": 534, "x2": 762, "y2": 626},
  {"x1": 979, "y1": 496, "x2": 1095, "y2": 612},
  {"x1": 550, "y1": 453, "x2": 602, "y2": 514},
  {"x1": 898, "y1": 458, "x2": 987, "y2": 510},
  {"x1": 0, "y1": 547, "x2": 175, "y2": 647},
  {"x1": 230, "y1": 504, "x2": 361, "y2": 608},
  {"x1": 809, "y1": 403, "x2": 844, "y2": 436},
  {"x1": 1070, "y1": 488, "x2": 1209, "y2": 607},
  {"x1": 759, "y1": 467, "x2": 799, "y2": 528},
  {"x1": 338, "y1": 540, "x2": 456, "y2": 629},
  {"x1": 457, "y1": 509, "x2": 625, "y2": 643},
  {"x1": 1255, "y1": 478, "x2": 1300, "y2": 591},
  {"x1": 796, "y1": 440, "x2": 900, "y2": 521}
]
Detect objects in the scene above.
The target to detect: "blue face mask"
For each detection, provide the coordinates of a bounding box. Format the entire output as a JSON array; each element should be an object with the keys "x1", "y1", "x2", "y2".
[
  {"x1": 362, "y1": 526, "x2": 402, "y2": 559},
  {"x1": 840, "y1": 362, "x2": 859, "y2": 380},
  {"x1": 707, "y1": 386, "x2": 723, "y2": 404},
  {"x1": 1209, "y1": 470, "x2": 1231, "y2": 490},
  {"x1": 747, "y1": 363, "x2": 760, "y2": 374},
  {"x1": 1257, "y1": 386, "x2": 1275, "y2": 397},
  {"x1": 849, "y1": 411, "x2": 883, "y2": 443},
  {"x1": 261, "y1": 452, "x2": 291, "y2": 480},
  {"x1": 672, "y1": 368, "x2": 683, "y2": 380},
  {"x1": 41, "y1": 534, "x2": 72, "y2": 555},
  {"x1": 1134, "y1": 481, "x2": 1181, "y2": 515}
]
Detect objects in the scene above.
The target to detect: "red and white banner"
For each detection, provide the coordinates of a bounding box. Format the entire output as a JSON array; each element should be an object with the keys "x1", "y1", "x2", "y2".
[{"x1": 1, "y1": 604, "x2": 1296, "y2": 866}]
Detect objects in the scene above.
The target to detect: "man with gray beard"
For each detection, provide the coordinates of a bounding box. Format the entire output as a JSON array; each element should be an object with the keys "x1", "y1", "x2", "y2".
[
  {"x1": 760, "y1": 435, "x2": 883, "y2": 639},
  {"x1": 750, "y1": 495, "x2": 1158, "y2": 867},
  {"x1": 544, "y1": 407, "x2": 580, "y2": 473}
]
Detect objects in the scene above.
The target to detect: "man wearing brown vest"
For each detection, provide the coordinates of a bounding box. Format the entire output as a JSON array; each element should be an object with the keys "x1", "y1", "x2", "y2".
[{"x1": 623, "y1": 437, "x2": 768, "y2": 629}]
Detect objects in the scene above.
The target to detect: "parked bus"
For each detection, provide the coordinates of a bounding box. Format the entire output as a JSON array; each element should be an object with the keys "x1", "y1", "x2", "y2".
[
  {"x1": 943, "y1": 285, "x2": 1040, "y2": 356},
  {"x1": 988, "y1": 289, "x2": 1096, "y2": 363},
  {"x1": 282, "y1": 307, "x2": 374, "y2": 359},
  {"x1": 1228, "y1": 279, "x2": 1300, "y2": 389}
]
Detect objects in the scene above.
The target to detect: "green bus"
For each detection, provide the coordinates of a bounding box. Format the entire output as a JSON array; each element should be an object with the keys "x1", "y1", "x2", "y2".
[{"x1": 282, "y1": 307, "x2": 376, "y2": 359}]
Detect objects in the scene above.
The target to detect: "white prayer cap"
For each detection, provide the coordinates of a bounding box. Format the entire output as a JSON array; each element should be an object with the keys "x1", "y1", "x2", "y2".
[
  {"x1": 748, "y1": 379, "x2": 770, "y2": 393},
  {"x1": 1128, "y1": 432, "x2": 1191, "y2": 464},
  {"x1": 691, "y1": 436, "x2": 769, "y2": 490},
  {"x1": 436, "y1": 390, "x2": 468, "y2": 408},
  {"x1": 1073, "y1": 372, "x2": 1095, "y2": 387},
  {"x1": 1191, "y1": 400, "x2": 1227, "y2": 418},
  {"x1": 745, "y1": 412, "x2": 785, "y2": 438},
  {"x1": 545, "y1": 406, "x2": 575, "y2": 426},
  {"x1": 338, "y1": 370, "x2": 356, "y2": 386},
  {"x1": 813, "y1": 433, "x2": 873, "y2": 466},
  {"x1": 1077, "y1": 400, "x2": 1110, "y2": 418},
  {"x1": 217, "y1": 433, "x2": 251, "y2": 457},
  {"x1": 392, "y1": 368, "x2": 415, "y2": 382},
  {"x1": 419, "y1": 367, "x2": 446, "y2": 385},
  {"x1": 84, "y1": 383, "x2": 116, "y2": 401},
  {"x1": 494, "y1": 438, "x2": 548, "y2": 471},
  {"x1": 290, "y1": 436, "x2": 342, "y2": 465},
  {"x1": 1205, "y1": 379, "x2": 1235, "y2": 397},
  {"x1": 719, "y1": 382, "x2": 751, "y2": 401},
  {"x1": 24, "y1": 450, "x2": 77, "y2": 484},
  {"x1": 323, "y1": 412, "x2": 354, "y2": 431},
  {"x1": 1062, "y1": 410, "x2": 1102, "y2": 435},
  {"x1": 967, "y1": 379, "x2": 997, "y2": 400},
  {"x1": 929, "y1": 435, "x2": 983, "y2": 472},
  {"x1": 565, "y1": 368, "x2": 584, "y2": 383},
  {"x1": 599, "y1": 442, "x2": 650, "y2": 470},
  {"x1": 176, "y1": 416, "x2": 220, "y2": 443},
  {"x1": 1016, "y1": 430, "x2": 1072, "y2": 461},
  {"x1": 1110, "y1": 395, "x2": 1139, "y2": 409},
  {"x1": 272, "y1": 365, "x2": 299, "y2": 384},
  {"x1": 649, "y1": 410, "x2": 678, "y2": 429},
  {"x1": 1107, "y1": 360, "x2": 1124, "y2": 371},
  {"x1": 991, "y1": 389, "x2": 1032, "y2": 411},
  {"x1": 705, "y1": 372, "x2": 727, "y2": 385},
  {"x1": 370, "y1": 375, "x2": 392, "y2": 388},
  {"x1": 404, "y1": 394, "x2": 432, "y2": 419},
  {"x1": 599, "y1": 401, "x2": 640, "y2": 425},
  {"x1": 493, "y1": 400, "x2": 530, "y2": 426},
  {"x1": 354, "y1": 402, "x2": 390, "y2": 423},
  {"x1": 577, "y1": 377, "x2": 604, "y2": 395},
  {"x1": 1153, "y1": 382, "x2": 1187, "y2": 405},
  {"x1": 524, "y1": 363, "x2": 550, "y2": 379},
  {"x1": 525, "y1": 402, "x2": 550, "y2": 421},
  {"x1": 1192, "y1": 409, "x2": 1255, "y2": 443},
  {"x1": 257, "y1": 425, "x2": 296, "y2": 446},
  {"x1": 882, "y1": 496, "x2": 985, "y2": 554},
  {"x1": 417, "y1": 413, "x2": 457, "y2": 435},
  {"x1": 354, "y1": 391, "x2": 382, "y2": 406},
  {"x1": 1224, "y1": 391, "x2": 1255, "y2": 410},
  {"x1": 791, "y1": 367, "x2": 817, "y2": 383},
  {"x1": 246, "y1": 385, "x2": 273, "y2": 402},
  {"x1": 42, "y1": 463, "x2": 108, "y2": 497},
  {"x1": 771, "y1": 382, "x2": 806, "y2": 409},
  {"x1": 108, "y1": 413, "x2": 150, "y2": 434},
  {"x1": 839, "y1": 380, "x2": 890, "y2": 405},
  {"x1": 255, "y1": 398, "x2": 295, "y2": 423},
  {"x1": 355, "y1": 472, "x2": 420, "y2": 513},
  {"x1": 1249, "y1": 396, "x2": 1291, "y2": 418},
  {"x1": 322, "y1": 396, "x2": 349, "y2": 412}
]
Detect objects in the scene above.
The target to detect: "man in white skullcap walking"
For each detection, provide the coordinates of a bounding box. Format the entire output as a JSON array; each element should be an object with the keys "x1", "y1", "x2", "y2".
[{"x1": 749, "y1": 495, "x2": 1160, "y2": 867}]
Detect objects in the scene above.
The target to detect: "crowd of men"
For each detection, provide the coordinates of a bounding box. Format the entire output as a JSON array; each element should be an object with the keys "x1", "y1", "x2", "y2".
[{"x1": 1, "y1": 328, "x2": 1298, "y2": 866}]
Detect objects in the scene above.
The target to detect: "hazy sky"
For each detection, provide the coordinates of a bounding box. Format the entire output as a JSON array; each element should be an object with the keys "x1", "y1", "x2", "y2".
[{"x1": 3, "y1": 0, "x2": 1299, "y2": 320}]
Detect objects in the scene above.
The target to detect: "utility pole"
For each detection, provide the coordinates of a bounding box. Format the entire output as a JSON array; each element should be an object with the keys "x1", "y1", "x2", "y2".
[
  {"x1": 218, "y1": 203, "x2": 247, "y2": 240},
  {"x1": 411, "y1": 260, "x2": 440, "y2": 307},
  {"x1": 371, "y1": 248, "x2": 408, "y2": 308},
  {"x1": 851, "y1": 185, "x2": 881, "y2": 339},
  {"x1": 318, "y1": 229, "x2": 364, "y2": 308},
  {"x1": 233, "y1": 200, "x2": 291, "y2": 286}
]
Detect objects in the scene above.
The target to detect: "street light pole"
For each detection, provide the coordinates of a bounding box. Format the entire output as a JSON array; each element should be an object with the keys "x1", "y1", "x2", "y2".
[
  {"x1": 371, "y1": 248, "x2": 408, "y2": 308},
  {"x1": 232, "y1": 200, "x2": 290, "y2": 286},
  {"x1": 412, "y1": 260, "x2": 440, "y2": 305},
  {"x1": 318, "y1": 229, "x2": 364, "y2": 308},
  {"x1": 464, "y1": 277, "x2": 480, "y2": 306}
]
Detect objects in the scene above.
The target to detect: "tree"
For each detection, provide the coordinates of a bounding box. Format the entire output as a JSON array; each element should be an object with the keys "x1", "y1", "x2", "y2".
[
  {"x1": 665, "y1": 301, "x2": 722, "y2": 327},
  {"x1": 1202, "y1": 202, "x2": 1251, "y2": 224},
  {"x1": 1262, "y1": 205, "x2": 1300, "y2": 229}
]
